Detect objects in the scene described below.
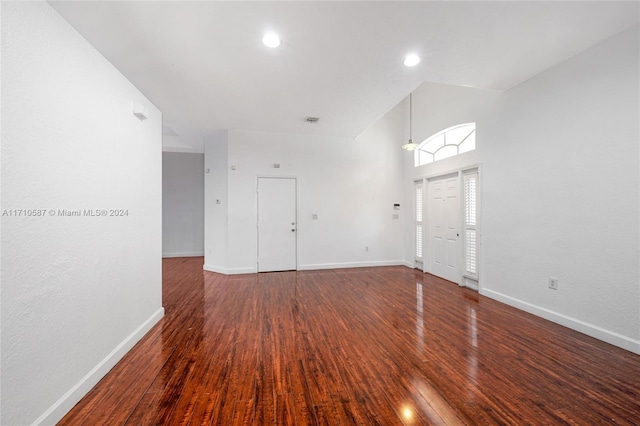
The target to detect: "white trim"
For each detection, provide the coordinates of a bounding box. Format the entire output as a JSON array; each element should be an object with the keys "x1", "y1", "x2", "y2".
[
  {"x1": 203, "y1": 264, "x2": 256, "y2": 275},
  {"x1": 203, "y1": 263, "x2": 227, "y2": 274},
  {"x1": 462, "y1": 276, "x2": 479, "y2": 291},
  {"x1": 420, "y1": 163, "x2": 483, "y2": 181},
  {"x1": 32, "y1": 308, "x2": 165, "y2": 426},
  {"x1": 402, "y1": 260, "x2": 415, "y2": 268},
  {"x1": 162, "y1": 252, "x2": 204, "y2": 258},
  {"x1": 227, "y1": 267, "x2": 256, "y2": 275},
  {"x1": 425, "y1": 170, "x2": 458, "y2": 182},
  {"x1": 299, "y1": 260, "x2": 405, "y2": 271},
  {"x1": 206, "y1": 262, "x2": 407, "y2": 274},
  {"x1": 481, "y1": 288, "x2": 640, "y2": 355}
]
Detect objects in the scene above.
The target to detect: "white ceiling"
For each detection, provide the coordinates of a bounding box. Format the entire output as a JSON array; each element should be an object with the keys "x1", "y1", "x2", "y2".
[{"x1": 49, "y1": 1, "x2": 639, "y2": 153}]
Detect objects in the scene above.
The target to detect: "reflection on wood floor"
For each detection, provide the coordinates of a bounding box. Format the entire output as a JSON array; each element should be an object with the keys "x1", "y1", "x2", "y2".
[{"x1": 59, "y1": 257, "x2": 640, "y2": 425}]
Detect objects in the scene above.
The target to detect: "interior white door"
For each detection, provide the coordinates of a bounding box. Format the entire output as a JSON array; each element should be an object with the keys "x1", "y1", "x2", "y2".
[
  {"x1": 257, "y1": 177, "x2": 297, "y2": 272},
  {"x1": 427, "y1": 174, "x2": 460, "y2": 283}
]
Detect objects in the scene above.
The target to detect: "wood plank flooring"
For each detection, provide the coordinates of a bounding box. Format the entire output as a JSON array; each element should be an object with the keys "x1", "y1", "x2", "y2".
[{"x1": 59, "y1": 257, "x2": 640, "y2": 425}]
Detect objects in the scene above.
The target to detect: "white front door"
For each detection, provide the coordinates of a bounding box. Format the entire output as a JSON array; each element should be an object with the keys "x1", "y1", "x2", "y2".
[
  {"x1": 257, "y1": 177, "x2": 297, "y2": 272},
  {"x1": 427, "y1": 174, "x2": 460, "y2": 283}
]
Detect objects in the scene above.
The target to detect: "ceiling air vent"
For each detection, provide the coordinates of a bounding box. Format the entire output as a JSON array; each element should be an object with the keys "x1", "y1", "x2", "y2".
[{"x1": 305, "y1": 116, "x2": 319, "y2": 123}]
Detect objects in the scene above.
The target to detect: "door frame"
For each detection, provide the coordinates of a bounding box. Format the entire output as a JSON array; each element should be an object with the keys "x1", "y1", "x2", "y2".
[
  {"x1": 256, "y1": 176, "x2": 299, "y2": 272},
  {"x1": 416, "y1": 164, "x2": 482, "y2": 290}
]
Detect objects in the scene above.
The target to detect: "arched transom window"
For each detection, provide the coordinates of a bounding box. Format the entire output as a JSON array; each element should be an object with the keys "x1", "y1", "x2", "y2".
[{"x1": 415, "y1": 123, "x2": 476, "y2": 167}]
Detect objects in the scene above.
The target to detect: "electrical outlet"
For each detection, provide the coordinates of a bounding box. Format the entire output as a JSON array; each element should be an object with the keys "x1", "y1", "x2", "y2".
[
  {"x1": 365, "y1": 246, "x2": 369, "y2": 252},
  {"x1": 549, "y1": 277, "x2": 558, "y2": 290}
]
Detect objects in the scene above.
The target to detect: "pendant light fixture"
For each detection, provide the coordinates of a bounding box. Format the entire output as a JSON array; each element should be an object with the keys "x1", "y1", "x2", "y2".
[{"x1": 402, "y1": 92, "x2": 419, "y2": 151}]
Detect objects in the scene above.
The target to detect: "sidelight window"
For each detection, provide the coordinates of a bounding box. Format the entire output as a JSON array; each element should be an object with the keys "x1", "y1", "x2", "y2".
[
  {"x1": 463, "y1": 172, "x2": 478, "y2": 279},
  {"x1": 415, "y1": 181, "x2": 423, "y2": 261}
]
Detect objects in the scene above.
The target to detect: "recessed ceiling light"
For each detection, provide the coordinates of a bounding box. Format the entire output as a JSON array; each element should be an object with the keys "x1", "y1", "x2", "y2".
[
  {"x1": 262, "y1": 33, "x2": 281, "y2": 48},
  {"x1": 404, "y1": 54, "x2": 421, "y2": 67}
]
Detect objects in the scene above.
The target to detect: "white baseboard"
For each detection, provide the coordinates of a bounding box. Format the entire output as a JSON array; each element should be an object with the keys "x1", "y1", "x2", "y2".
[
  {"x1": 227, "y1": 267, "x2": 256, "y2": 275},
  {"x1": 203, "y1": 264, "x2": 256, "y2": 275},
  {"x1": 203, "y1": 263, "x2": 226, "y2": 274},
  {"x1": 162, "y1": 252, "x2": 204, "y2": 258},
  {"x1": 481, "y1": 288, "x2": 640, "y2": 355},
  {"x1": 33, "y1": 308, "x2": 165, "y2": 425},
  {"x1": 205, "y1": 261, "x2": 405, "y2": 275},
  {"x1": 298, "y1": 260, "x2": 405, "y2": 271}
]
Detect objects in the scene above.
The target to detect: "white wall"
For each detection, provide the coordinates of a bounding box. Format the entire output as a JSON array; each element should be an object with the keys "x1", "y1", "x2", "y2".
[
  {"x1": 403, "y1": 26, "x2": 639, "y2": 354},
  {"x1": 204, "y1": 106, "x2": 405, "y2": 273},
  {"x1": 162, "y1": 152, "x2": 204, "y2": 257},
  {"x1": 0, "y1": 3, "x2": 4, "y2": 422},
  {"x1": 482, "y1": 26, "x2": 639, "y2": 353},
  {"x1": 1, "y1": 2, "x2": 163, "y2": 424},
  {"x1": 204, "y1": 130, "x2": 229, "y2": 272}
]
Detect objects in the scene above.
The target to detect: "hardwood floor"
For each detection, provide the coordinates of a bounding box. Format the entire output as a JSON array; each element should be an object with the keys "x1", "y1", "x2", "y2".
[{"x1": 59, "y1": 257, "x2": 640, "y2": 425}]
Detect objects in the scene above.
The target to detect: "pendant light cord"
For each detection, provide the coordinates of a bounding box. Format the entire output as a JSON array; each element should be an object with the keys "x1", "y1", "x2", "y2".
[{"x1": 409, "y1": 93, "x2": 412, "y2": 141}]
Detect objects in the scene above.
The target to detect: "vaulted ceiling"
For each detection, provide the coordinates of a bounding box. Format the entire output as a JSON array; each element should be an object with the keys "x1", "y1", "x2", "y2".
[{"x1": 50, "y1": 1, "x2": 639, "y2": 152}]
